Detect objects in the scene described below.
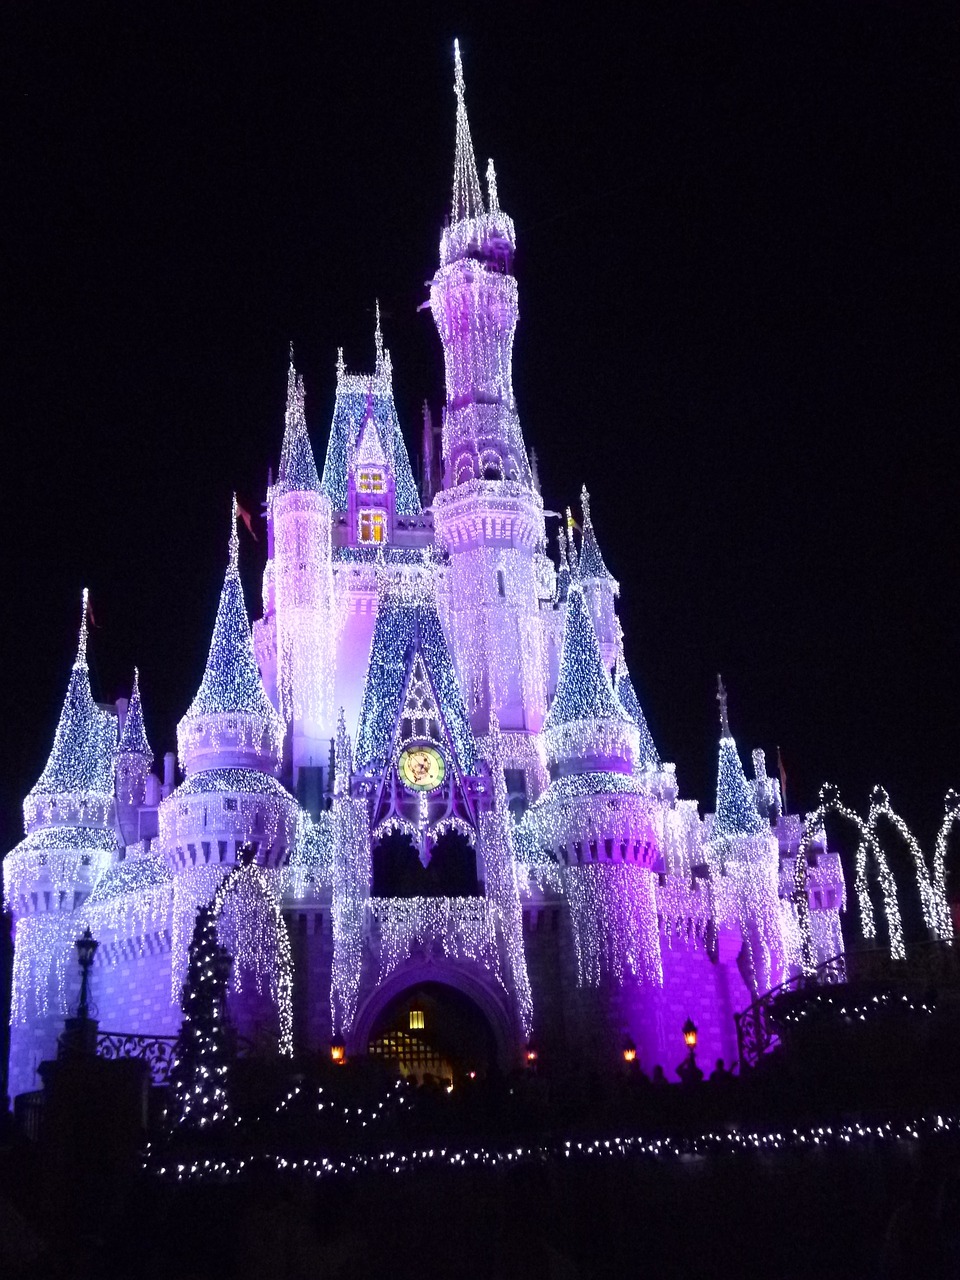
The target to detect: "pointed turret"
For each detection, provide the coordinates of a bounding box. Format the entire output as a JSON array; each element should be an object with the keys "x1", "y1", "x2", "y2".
[
  {"x1": 452, "y1": 39, "x2": 483, "y2": 225},
  {"x1": 713, "y1": 676, "x2": 766, "y2": 839},
  {"x1": 555, "y1": 527, "x2": 571, "y2": 604},
  {"x1": 276, "y1": 349, "x2": 321, "y2": 497},
  {"x1": 6, "y1": 591, "x2": 118, "y2": 920},
  {"x1": 26, "y1": 589, "x2": 117, "y2": 817},
  {"x1": 577, "y1": 487, "x2": 616, "y2": 585},
  {"x1": 116, "y1": 667, "x2": 153, "y2": 821},
  {"x1": 543, "y1": 583, "x2": 637, "y2": 774},
  {"x1": 177, "y1": 498, "x2": 285, "y2": 774},
  {"x1": 615, "y1": 653, "x2": 661, "y2": 772}
]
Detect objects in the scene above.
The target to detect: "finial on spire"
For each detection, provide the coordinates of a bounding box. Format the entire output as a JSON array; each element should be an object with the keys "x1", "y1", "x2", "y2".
[
  {"x1": 374, "y1": 300, "x2": 385, "y2": 371},
  {"x1": 289, "y1": 340, "x2": 295, "y2": 366},
  {"x1": 76, "y1": 587, "x2": 90, "y2": 670},
  {"x1": 229, "y1": 494, "x2": 240, "y2": 572},
  {"x1": 717, "y1": 673, "x2": 730, "y2": 738},
  {"x1": 486, "y1": 158, "x2": 499, "y2": 213},
  {"x1": 451, "y1": 38, "x2": 483, "y2": 223},
  {"x1": 557, "y1": 525, "x2": 569, "y2": 570},
  {"x1": 565, "y1": 507, "x2": 580, "y2": 575}
]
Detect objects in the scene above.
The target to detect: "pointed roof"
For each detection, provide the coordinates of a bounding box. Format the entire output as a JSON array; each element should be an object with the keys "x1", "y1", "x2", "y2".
[
  {"x1": 321, "y1": 336, "x2": 421, "y2": 516},
  {"x1": 276, "y1": 351, "x2": 322, "y2": 497},
  {"x1": 615, "y1": 655, "x2": 661, "y2": 770},
  {"x1": 180, "y1": 498, "x2": 283, "y2": 737},
  {"x1": 28, "y1": 589, "x2": 117, "y2": 803},
  {"x1": 544, "y1": 584, "x2": 630, "y2": 731},
  {"x1": 354, "y1": 584, "x2": 476, "y2": 776},
  {"x1": 117, "y1": 667, "x2": 153, "y2": 764},
  {"x1": 354, "y1": 392, "x2": 388, "y2": 469},
  {"x1": 452, "y1": 39, "x2": 483, "y2": 225},
  {"x1": 554, "y1": 528, "x2": 571, "y2": 605},
  {"x1": 577, "y1": 486, "x2": 616, "y2": 585},
  {"x1": 713, "y1": 678, "x2": 767, "y2": 839}
]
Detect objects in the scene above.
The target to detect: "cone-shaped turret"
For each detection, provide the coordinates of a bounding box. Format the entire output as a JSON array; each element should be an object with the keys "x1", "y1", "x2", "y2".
[
  {"x1": 177, "y1": 498, "x2": 285, "y2": 773},
  {"x1": 117, "y1": 667, "x2": 153, "y2": 764},
  {"x1": 276, "y1": 351, "x2": 321, "y2": 497},
  {"x1": 713, "y1": 676, "x2": 766, "y2": 839},
  {"x1": 452, "y1": 39, "x2": 483, "y2": 225},
  {"x1": 27, "y1": 589, "x2": 117, "y2": 817},
  {"x1": 578, "y1": 486, "x2": 617, "y2": 585},
  {"x1": 615, "y1": 654, "x2": 661, "y2": 771},
  {"x1": 543, "y1": 584, "x2": 637, "y2": 772}
]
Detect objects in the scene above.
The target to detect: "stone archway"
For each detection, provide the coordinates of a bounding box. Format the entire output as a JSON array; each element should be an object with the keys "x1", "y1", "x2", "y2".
[{"x1": 347, "y1": 958, "x2": 520, "y2": 1071}]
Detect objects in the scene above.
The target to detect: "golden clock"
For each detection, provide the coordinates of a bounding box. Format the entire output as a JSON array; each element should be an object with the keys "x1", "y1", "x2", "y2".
[{"x1": 398, "y1": 744, "x2": 445, "y2": 792}]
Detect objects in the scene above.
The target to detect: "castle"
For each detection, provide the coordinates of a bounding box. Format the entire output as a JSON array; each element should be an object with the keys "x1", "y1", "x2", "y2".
[{"x1": 4, "y1": 45, "x2": 846, "y2": 1101}]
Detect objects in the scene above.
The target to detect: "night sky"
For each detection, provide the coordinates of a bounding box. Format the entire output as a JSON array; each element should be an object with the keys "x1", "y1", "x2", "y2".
[{"x1": 3, "y1": 3, "x2": 958, "y2": 872}]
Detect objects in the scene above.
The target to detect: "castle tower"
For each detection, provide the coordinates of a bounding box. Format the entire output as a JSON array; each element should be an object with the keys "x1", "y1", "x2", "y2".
[
  {"x1": 708, "y1": 678, "x2": 785, "y2": 996},
  {"x1": 116, "y1": 666, "x2": 154, "y2": 843},
  {"x1": 3, "y1": 591, "x2": 119, "y2": 1095},
  {"x1": 429, "y1": 42, "x2": 547, "y2": 736},
  {"x1": 614, "y1": 652, "x2": 661, "y2": 774},
  {"x1": 577, "y1": 487, "x2": 620, "y2": 671},
  {"x1": 272, "y1": 354, "x2": 337, "y2": 781}
]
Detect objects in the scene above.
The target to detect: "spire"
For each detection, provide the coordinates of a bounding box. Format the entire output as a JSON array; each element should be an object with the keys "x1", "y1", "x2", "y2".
[
  {"x1": 179, "y1": 498, "x2": 284, "y2": 762},
  {"x1": 530, "y1": 448, "x2": 541, "y2": 495},
  {"x1": 228, "y1": 492, "x2": 239, "y2": 572},
  {"x1": 578, "y1": 486, "x2": 616, "y2": 583},
  {"x1": 452, "y1": 39, "x2": 484, "y2": 224},
  {"x1": 555, "y1": 527, "x2": 571, "y2": 604},
  {"x1": 117, "y1": 667, "x2": 153, "y2": 764},
  {"x1": 486, "y1": 158, "x2": 499, "y2": 213},
  {"x1": 27, "y1": 590, "x2": 117, "y2": 805},
  {"x1": 545, "y1": 585, "x2": 629, "y2": 732},
  {"x1": 713, "y1": 680, "x2": 767, "y2": 839},
  {"x1": 717, "y1": 673, "x2": 730, "y2": 738},
  {"x1": 276, "y1": 351, "x2": 322, "y2": 496},
  {"x1": 615, "y1": 652, "x2": 661, "y2": 771},
  {"x1": 373, "y1": 300, "x2": 387, "y2": 376},
  {"x1": 565, "y1": 507, "x2": 580, "y2": 577},
  {"x1": 421, "y1": 401, "x2": 435, "y2": 502}
]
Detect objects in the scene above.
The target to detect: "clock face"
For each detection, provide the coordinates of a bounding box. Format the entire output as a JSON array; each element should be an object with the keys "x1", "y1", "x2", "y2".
[{"x1": 398, "y1": 745, "x2": 446, "y2": 792}]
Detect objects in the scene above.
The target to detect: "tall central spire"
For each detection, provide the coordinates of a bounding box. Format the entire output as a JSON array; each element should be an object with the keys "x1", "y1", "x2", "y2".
[{"x1": 452, "y1": 39, "x2": 483, "y2": 224}]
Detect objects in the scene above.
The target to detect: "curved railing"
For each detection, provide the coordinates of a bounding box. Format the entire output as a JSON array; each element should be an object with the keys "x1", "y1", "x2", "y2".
[
  {"x1": 734, "y1": 954, "x2": 846, "y2": 1069},
  {"x1": 96, "y1": 1031, "x2": 180, "y2": 1085}
]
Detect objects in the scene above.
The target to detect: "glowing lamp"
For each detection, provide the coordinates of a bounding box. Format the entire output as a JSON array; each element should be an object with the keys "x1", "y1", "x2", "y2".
[
  {"x1": 330, "y1": 1038, "x2": 346, "y2": 1065},
  {"x1": 682, "y1": 1018, "x2": 698, "y2": 1051},
  {"x1": 525, "y1": 1042, "x2": 538, "y2": 1066},
  {"x1": 75, "y1": 927, "x2": 99, "y2": 1020},
  {"x1": 622, "y1": 1037, "x2": 637, "y2": 1064},
  {"x1": 409, "y1": 1006, "x2": 425, "y2": 1031}
]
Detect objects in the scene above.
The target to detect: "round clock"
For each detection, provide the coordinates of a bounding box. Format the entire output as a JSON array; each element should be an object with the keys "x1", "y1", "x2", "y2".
[{"x1": 398, "y1": 744, "x2": 446, "y2": 792}]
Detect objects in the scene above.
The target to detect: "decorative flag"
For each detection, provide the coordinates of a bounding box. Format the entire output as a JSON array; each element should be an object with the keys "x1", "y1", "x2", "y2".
[
  {"x1": 236, "y1": 499, "x2": 259, "y2": 541},
  {"x1": 777, "y1": 746, "x2": 787, "y2": 812}
]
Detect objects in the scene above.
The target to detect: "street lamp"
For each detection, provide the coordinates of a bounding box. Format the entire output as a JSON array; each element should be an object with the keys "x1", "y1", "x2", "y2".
[
  {"x1": 330, "y1": 1037, "x2": 346, "y2": 1065},
  {"x1": 525, "y1": 1041, "x2": 538, "y2": 1068},
  {"x1": 622, "y1": 1036, "x2": 637, "y2": 1065},
  {"x1": 75, "y1": 928, "x2": 99, "y2": 1021},
  {"x1": 682, "y1": 1018, "x2": 698, "y2": 1053}
]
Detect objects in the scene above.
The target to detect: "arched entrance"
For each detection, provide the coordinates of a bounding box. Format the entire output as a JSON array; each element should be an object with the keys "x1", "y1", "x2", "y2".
[
  {"x1": 348, "y1": 959, "x2": 518, "y2": 1074},
  {"x1": 366, "y1": 982, "x2": 496, "y2": 1084}
]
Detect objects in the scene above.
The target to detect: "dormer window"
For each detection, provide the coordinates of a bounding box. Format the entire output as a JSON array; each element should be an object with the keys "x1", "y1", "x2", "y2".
[
  {"x1": 359, "y1": 509, "x2": 387, "y2": 544},
  {"x1": 358, "y1": 468, "x2": 385, "y2": 495}
]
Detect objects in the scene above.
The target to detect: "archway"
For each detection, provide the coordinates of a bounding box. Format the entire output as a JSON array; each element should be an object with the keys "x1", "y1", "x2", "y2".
[
  {"x1": 366, "y1": 981, "x2": 496, "y2": 1084},
  {"x1": 348, "y1": 958, "x2": 518, "y2": 1073}
]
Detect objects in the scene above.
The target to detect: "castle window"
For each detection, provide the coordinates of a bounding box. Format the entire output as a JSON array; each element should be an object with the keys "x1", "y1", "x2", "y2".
[
  {"x1": 359, "y1": 509, "x2": 387, "y2": 544},
  {"x1": 224, "y1": 797, "x2": 237, "y2": 812},
  {"x1": 496, "y1": 569, "x2": 506, "y2": 597},
  {"x1": 358, "y1": 469, "x2": 385, "y2": 494},
  {"x1": 409, "y1": 1007, "x2": 425, "y2": 1031}
]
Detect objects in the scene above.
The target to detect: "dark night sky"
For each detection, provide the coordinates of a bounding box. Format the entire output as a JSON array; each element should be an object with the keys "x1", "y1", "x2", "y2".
[{"x1": 3, "y1": 2, "x2": 958, "y2": 865}]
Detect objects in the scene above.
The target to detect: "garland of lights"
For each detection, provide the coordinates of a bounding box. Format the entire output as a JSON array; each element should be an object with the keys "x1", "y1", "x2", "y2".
[
  {"x1": 565, "y1": 863, "x2": 663, "y2": 987},
  {"x1": 9, "y1": 913, "x2": 77, "y2": 1023},
  {"x1": 368, "y1": 896, "x2": 501, "y2": 985},
  {"x1": 933, "y1": 790, "x2": 960, "y2": 943},
  {"x1": 212, "y1": 858, "x2": 295, "y2": 1057},
  {"x1": 148, "y1": 1109, "x2": 960, "y2": 1185},
  {"x1": 330, "y1": 714, "x2": 371, "y2": 1035}
]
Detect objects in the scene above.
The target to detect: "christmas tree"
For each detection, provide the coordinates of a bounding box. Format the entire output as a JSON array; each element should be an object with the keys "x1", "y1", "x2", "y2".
[{"x1": 169, "y1": 905, "x2": 233, "y2": 1129}]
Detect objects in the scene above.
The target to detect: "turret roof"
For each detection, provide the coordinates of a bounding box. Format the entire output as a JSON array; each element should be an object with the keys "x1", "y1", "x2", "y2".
[
  {"x1": 117, "y1": 667, "x2": 153, "y2": 763},
  {"x1": 577, "y1": 486, "x2": 616, "y2": 584},
  {"x1": 27, "y1": 590, "x2": 117, "y2": 803},
  {"x1": 713, "y1": 682, "x2": 767, "y2": 838},
  {"x1": 181, "y1": 500, "x2": 283, "y2": 733},
  {"x1": 544, "y1": 584, "x2": 631, "y2": 732},
  {"x1": 276, "y1": 354, "x2": 322, "y2": 497}
]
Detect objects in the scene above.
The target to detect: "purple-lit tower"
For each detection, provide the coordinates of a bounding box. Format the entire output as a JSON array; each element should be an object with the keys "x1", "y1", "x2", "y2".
[{"x1": 3, "y1": 44, "x2": 855, "y2": 1103}]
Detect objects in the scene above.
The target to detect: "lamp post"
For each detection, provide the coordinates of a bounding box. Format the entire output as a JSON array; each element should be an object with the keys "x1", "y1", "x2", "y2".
[
  {"x1": 524, "y1": 1041, "x2": 538, "y2": 1070},
  {"x1": 75, "y1": 928, "x2": 99, "y2": 1021},
  {"x1": 622, "y1": 1036, "x2": 638, "y2": 1066},
  {"x1": 330, "y1": 1037, "x2": 346, "y2": 1066},
  {"x1": 682, "y1": 1018, "x2": 698, "y2": 1056}
]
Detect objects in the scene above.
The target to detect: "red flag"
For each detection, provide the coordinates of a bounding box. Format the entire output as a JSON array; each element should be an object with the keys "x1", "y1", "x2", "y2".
[
  {"x1": 236, "y1": 499, "x2": 259, "y2": 542},
  {"x1": 777, "y1": 746, "x2": 787, "y2": 813},
  {"x1": 86, "y1": 596, "x2": 100, "y2": 629}
]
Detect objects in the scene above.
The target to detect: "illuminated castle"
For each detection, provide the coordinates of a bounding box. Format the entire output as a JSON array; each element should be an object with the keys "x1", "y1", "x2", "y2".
[{"x1": 4, "y1": 45, "x2": 846, "y2": 1101}]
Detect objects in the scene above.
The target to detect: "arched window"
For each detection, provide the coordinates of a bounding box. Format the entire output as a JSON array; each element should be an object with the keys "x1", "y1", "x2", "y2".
[{"x1": 496, "y1": 569, "x2": 506, "y2": 597}]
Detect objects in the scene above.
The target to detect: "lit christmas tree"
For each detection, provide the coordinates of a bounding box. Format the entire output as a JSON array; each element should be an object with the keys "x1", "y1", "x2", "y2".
[{"x1": 169, "y1": 905, "x2": 233, "y2": 1130}]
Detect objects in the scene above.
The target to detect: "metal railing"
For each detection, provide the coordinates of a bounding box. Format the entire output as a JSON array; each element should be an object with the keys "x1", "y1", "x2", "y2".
[{"x1": 734, "y1": 954, "x2": 846, "y2": 1069}]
